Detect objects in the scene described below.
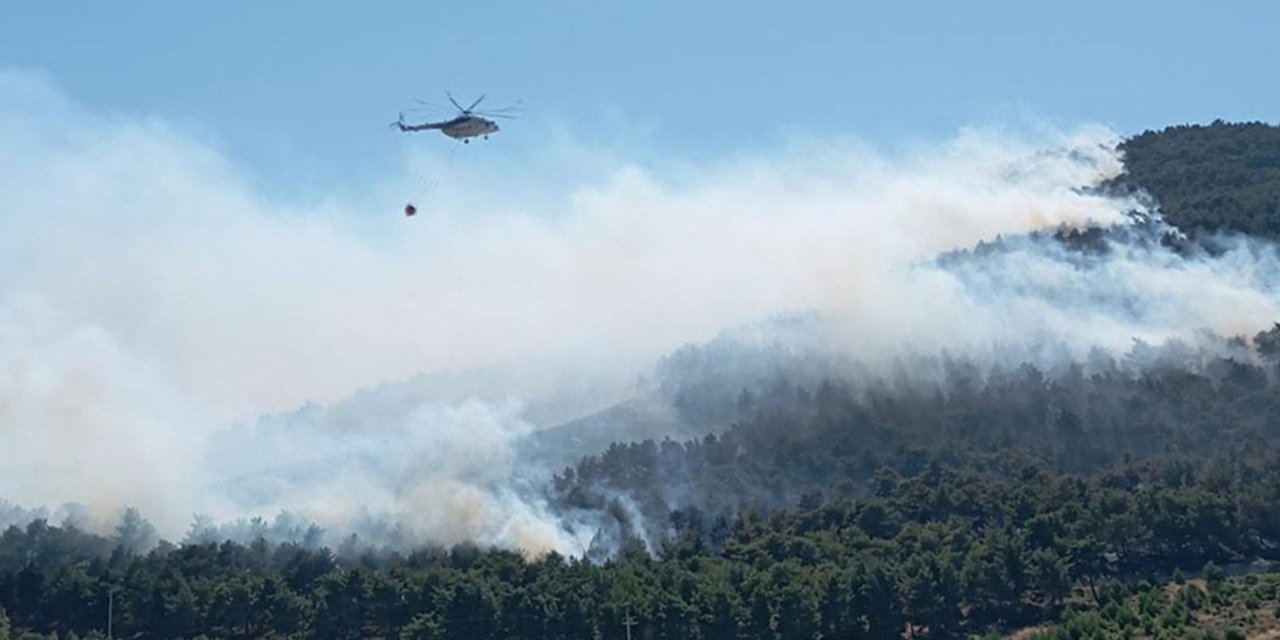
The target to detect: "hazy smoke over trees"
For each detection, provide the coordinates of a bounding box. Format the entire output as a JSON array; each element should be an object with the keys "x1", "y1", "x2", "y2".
[{"x1": 2, "y1": 70, "x2": 1279, "y2": 555}]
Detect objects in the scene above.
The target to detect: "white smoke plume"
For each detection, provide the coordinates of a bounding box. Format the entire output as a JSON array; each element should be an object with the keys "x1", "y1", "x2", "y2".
[{"x1": 1, "y1": 69, "x2": 1277, "y2": 555}]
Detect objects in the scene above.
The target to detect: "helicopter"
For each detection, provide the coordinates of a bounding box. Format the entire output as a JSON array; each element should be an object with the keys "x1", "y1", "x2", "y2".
[{"x1": 393, "y1": 93, "x2": 519, "y2": 143}]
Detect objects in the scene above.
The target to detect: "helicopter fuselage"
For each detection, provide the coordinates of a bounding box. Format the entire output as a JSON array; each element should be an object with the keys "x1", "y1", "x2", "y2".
[{"x1": 440, "y1": 115, "x2": 499, "y2": 140}]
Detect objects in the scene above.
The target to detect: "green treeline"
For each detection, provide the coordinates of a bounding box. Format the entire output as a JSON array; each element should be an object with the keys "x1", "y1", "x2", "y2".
[{"x1": 4, "y1": 444, "x2": 1280, "y2": 638}]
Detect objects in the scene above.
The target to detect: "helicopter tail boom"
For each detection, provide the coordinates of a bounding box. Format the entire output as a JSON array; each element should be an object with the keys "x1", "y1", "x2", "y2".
[{"x1": 393, "y1": 113, "x2": 447, "y2": 132}]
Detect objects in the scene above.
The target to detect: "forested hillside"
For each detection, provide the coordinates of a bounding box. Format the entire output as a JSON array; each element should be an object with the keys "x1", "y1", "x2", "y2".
[
  {"x1": 3, "y1": 121, "x2": 1280, "y2": 639},
  {"x1": 4, "y1": 432, "x2": 1280, "y2": 638},
  {"x1": 556, "y1": 331, "x2": 1280, "y2": 556}
]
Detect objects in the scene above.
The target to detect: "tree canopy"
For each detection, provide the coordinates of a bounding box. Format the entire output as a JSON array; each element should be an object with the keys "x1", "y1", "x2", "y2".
[{"x1": 1112, "y1": 120, "x2": 1280, "y2": 239}]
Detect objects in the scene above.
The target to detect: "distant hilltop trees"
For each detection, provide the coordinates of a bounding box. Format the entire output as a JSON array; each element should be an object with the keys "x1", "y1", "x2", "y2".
[{"x1": 1113, "y1": 120, "x2": 1280, "y2": 239}]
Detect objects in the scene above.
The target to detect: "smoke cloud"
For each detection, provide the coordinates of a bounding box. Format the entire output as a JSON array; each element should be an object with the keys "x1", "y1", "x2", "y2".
[{"x1": 1, "y1": 69, "x2": 1277, "y2": 555}]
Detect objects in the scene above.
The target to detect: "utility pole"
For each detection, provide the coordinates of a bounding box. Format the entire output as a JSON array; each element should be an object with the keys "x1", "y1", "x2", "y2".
[
  {"x1": 622, "y1": 606, "x2": 637, "y2": 640},
  {"x1": 107, "y1": 588, "x2": 114, "y2": 640}
]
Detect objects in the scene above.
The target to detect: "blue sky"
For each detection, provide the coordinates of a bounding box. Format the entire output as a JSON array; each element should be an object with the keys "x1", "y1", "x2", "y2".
[{"x1": 3, "y1": 1, "x2": 1278, "y2": 195}]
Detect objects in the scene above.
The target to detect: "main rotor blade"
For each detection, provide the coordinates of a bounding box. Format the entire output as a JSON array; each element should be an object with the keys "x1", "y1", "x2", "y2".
[
  {"x1": 447, "y1": 92, "x2": 465, "y2": 112},
  {"x1": 466, "y1": 94, "x2": 486, "y2": 112},
  {"x1": 478, "y1": 104, "x2": 524, "y2": 114}
]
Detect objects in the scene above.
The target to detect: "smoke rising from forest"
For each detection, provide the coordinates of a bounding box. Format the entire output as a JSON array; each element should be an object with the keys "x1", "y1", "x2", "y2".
[{"x1": 2, "y1": 70, "x2": 1279, "y2": 555}]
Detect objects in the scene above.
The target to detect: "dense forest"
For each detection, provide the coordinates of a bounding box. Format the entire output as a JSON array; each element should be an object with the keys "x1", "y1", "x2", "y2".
[
  {"x1": 557, "y1": 331, "x2": 1280, "y2": 556},
  {"x1": 4, "y1": 445, "x2": 1280, "y2": 639},
  {"x1": 1108, "y1": 121, "x2": 1280, "y2": 240},
  {"x1": 4, "y1": 121, "x2": 1280, "y2": 639}
]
